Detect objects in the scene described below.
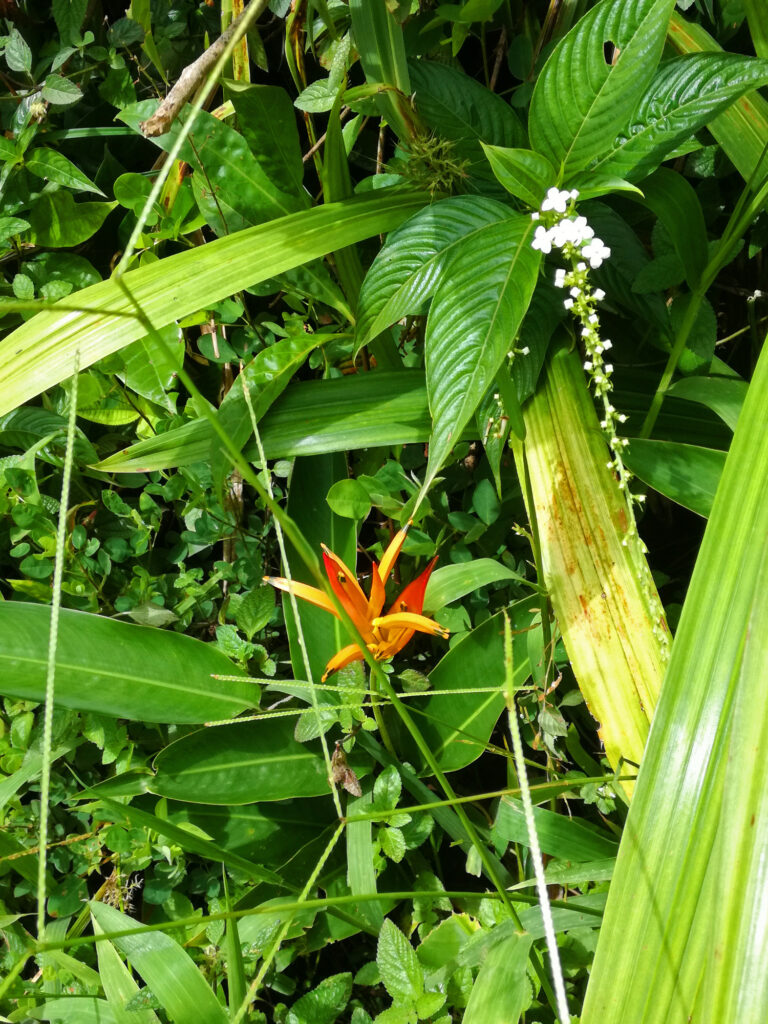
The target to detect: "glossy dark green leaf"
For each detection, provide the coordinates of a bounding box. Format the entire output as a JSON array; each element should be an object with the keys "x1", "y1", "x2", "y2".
[
  {"x1": 224, "y1": 80, "x2": 305, "y2": 195},
  {"x1": 26, "y1": 147, "x2": 104, "y2": 195},
  {"x1": 408, "y1": 60, "x2": 525, "y2": 186},
  {"x1": 624, "y1": 438, "x2": 725, "y2": 517},
  {"x1": 529, "y1": 0, "x2": 675, "y2": 176},
  {"x1": 28, "y1": 192, "x2": 116, "y2": 247},
  {"x1": 425, "y1": 212, "x2": 540, "y2": 477},
  {"x1": 150, "y1": 717, "x2": 353, "y2": 804},
  {"x1": 396, "y1": 600, "x2": 535, "y2": 774},
  {"x1": 638, "y1": 168, "x2": 708, "y2": 289},
  {"x1": 481, "y1": 144, "x2": 556, "y2": 208},
  {"x1": 356, "y1": 196, "x2": 513, "y2": 349},
  {"x1": 0, "y1": 603, "x2": 255, "y2": 723},
  {"x1": 593, "y1": 53, "x2": 768, "y2": 182},
  {"x1": 666, "y1": 374, "x2": 747, "y2": 430}
]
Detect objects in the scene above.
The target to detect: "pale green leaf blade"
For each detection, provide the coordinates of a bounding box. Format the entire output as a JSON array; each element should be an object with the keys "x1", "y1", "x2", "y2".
[
  {"x1": 0, "y1": 191, "x2": 426, "y2": 418},
  {"x1": 462, "y1": 931, "x2": 533, "y2": 1024},
  {"x1": 529, "y1": 0, "x2": 676, "y2": 176},
  {"x1": 89, "y1": 902, "x2": 229, "y2": 1024},
  {"x1": 425, "y1": 213, "x2": 540, "y2": 476},
  {"x1": 582, "y1": 335, "x2": 768, "y2": 1023},
  {"x1": 667, "y1": 373, "x2": 747, "y2": 430},
  {"x1": 93, "y1": 923, "x2": 161, "y2": 1024},
  {"x1": 481, "y1": 144, "x2": 557, "y2": 208},
  {"x1": 0, "y1": 603, "x2": 254, "y2": 723},
  {"x1": 423, "y1": 558, "x2": 526, "y2": 613}
]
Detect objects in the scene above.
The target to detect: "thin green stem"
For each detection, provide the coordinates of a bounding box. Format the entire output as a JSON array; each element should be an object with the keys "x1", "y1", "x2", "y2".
[
  {"x1": 369, "y1": 662, "x2": 561, "y2": 1018},
  {"x1": 36, "y1": 351, "x2": 79, "y2": 941},
  {"x1": 504, "y1": 613, "x2": 570, "y2": 1024}
]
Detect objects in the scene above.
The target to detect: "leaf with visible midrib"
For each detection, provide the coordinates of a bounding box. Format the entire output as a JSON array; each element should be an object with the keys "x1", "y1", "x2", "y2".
[
  {"x1": 529, "y1": 0, "x2": 676, "y2": 176},
  {"x1": 0, "y1": 603, "x2": 254, "y2": 724},
  {"x1": 425, "y1": 212, "x2": 540, "y2": 479}
]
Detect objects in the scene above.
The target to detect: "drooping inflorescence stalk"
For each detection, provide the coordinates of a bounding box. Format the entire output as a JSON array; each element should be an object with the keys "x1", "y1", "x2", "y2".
[{"x1": 532, "y1": 187, "x2": 646, "y2": 546}]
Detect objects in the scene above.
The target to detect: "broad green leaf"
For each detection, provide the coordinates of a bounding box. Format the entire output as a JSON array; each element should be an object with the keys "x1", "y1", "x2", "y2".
[
  {"x1": 512, "y1": 344, "x2": 669, "y2": 783},
  {"x1": 41, "y1": 73, "x2": 83, "y2": 105},
  {"x1": 582, "y1": 335, "x2": 768, "y2": 1021},
  {"x1": 423, "y1": 558, "x2": 526, "y2": 613},
  {"x1": 624, "y1": 438, "x2": 725, "y2": 517},
  {"x1": 668, "y1": 12, "x2": 768, "y2": 181},
  {"x1": 667, "y1": 374, "x2": 747, "y2": 430},
  {"x1": 462, "y1": 931, "x2": 533, "y2": 1024},
  {"x1": 5, "y1": 28, "x2": 32, "y2": 73},
  {"x1": 637, "y1": 168, "x2": 708, "y2": 289},
  {"x1": 93, "y1": 791, "x2": 285, "y2": 884},
  {"x1": 590, "y1": 53, "x2": 768, "y2": 183},
  {"x1": 425, "y1": 211, "x2": 540, "y2": 478},
  {"x1": 0, "y1": 190, "x2": 427, "y2": 418},
  {"x1": 53, "y1": 0, "x2": 88, "y2": 45},
  {"x1": 286, "y1": 973, "x2": 353, "y2": 1024},
  {"x1": 326, "y1": 478, "x2": 372, "y2": 520},
  {"x1": 481, "y1": 144, "x2": 557, "y2": 208},
  {"x1": 397, "y1": 600, "x2": 535, "y2": 774},
  {"x1": 377, "y1": 919, "x2": 423, "y2": 1004},
  {"x1": 494, "y1": 796, "x2": 618, "y2": 860},
  {"x1": 225, "y1": 80, "x2": 305, "y2": 196},
  {"x1": 408, "y1": 59, "x2": 526, "y2": 186},
  {"x1": 93, "y1": 922, "x2": 161, "y2": 1024},
  {"x1": 119, "y1": 101, "x2": 301, "y2": 231},
  {"x1": 23, "y1": 997, "x2": 116, "y2": 1023},
  {"x1": 0, "y1": 602, "x2": 254, "y2": 723},
  {"x1": 282, "y1": 453, "x2": 357, "y2": 683},
  {"x1": 95, "y1": 369, "x2": 435, "y2": 473},
  {"x1": 26, "y1": 147, "x2": 104, "y2": 195},
  {"x1": 90, "y1": 902, "x2": 229, "y2": 1024},
  {"x1": 150, "y1": 717, "x2": 355, "y2": 804},
  {"x1": 119, "y1": 100, "x2": 348, "y2": 315},
  {"x1": 118, "y1": 323, "x2": 183, "y2": 410},
  {"x1": 356, "y1": 196, "x2": 514, "y2": 350},
  {"x1": 529, "y1": 0, "x2": 676, "y2": 176},
  {"x1": 28, "y1": 192, "x2": 117, "y2": 247}
]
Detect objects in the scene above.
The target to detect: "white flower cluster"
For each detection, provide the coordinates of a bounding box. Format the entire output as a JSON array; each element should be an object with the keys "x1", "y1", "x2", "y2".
[
  {"x1": 530, "y1": 186, "x2": 644, "y2": 526},
  {"x1": 531, "y1": 189, "x2": 611, "y2": 269}
]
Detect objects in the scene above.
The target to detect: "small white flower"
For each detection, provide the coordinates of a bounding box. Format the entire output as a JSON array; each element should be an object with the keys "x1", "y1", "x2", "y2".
[
  {"x1": 531, "y1": 225, "x2": 553, "y2": 253},
  {"x1": 570, "y1": 286, "x2": 581, "y2": 298},
  {"x1": 584, "y1": 361, "x2": 593, "y2": 371},
  {"x1": 521, "y1": 346, "x2": 530, "y2": 355},
  {"x1": 564, "y1": 298, "x2": 574, "y2": 309},
  {"x1": 605, "y1": 363, "x2": 613, "y2": 374},
  {"x1": 618, "y1": 413, "x2": 628, "y2": 423},
  {"x1": 531, "y1": 211, "x2": 540, "y2": 221},
  {"x1": 602, "y1": 339, "x2": 612, "y2": 350},
  {"x1": 570, "y1": 189, "x2": 580, "y2": 199},
  {"x1": 594, "y1": 288, "x2": 606, "y2": 301},
  {"x1": 554, "y1": 268, "x2": 567, "y2": 288},
  {"x1": 588, "y1": 313, "x2": 599, "y2": 324}
]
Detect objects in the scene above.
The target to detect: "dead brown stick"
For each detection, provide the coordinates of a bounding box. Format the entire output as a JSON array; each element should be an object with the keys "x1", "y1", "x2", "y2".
[{"x1": 139, "y1": 0, "x2": 268, "y2": 137}]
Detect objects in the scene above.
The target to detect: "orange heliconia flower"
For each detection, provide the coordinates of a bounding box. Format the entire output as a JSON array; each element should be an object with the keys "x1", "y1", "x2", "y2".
[{"x1": 265, "y1": 522, "x2": 449, "y2": 681}]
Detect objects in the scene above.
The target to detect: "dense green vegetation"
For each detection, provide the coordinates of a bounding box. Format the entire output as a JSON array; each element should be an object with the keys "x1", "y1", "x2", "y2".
[{"x1": 1, "y1": 1, "x2": 768, "y2": 1022}]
